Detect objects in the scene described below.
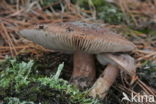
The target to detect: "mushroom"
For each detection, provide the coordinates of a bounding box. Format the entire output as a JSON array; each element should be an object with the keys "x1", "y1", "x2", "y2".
[
  {"x1": 19, "y1": 22, "x2": 136, "y2": 90},
  {"x1": 97, "y1": 53, "x2": 136, "y2": 78},
  {"x1": 19, "y1": 22, "x2": 97, "y2": 89},
  {"x1": 89, "y1": 53, "x2": 137, "y2": 99}
]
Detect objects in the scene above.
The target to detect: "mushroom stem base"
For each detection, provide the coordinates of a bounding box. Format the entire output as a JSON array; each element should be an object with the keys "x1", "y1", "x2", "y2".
[{"x1": 70, "y1": 51, "x2": 96, "y2": 89}]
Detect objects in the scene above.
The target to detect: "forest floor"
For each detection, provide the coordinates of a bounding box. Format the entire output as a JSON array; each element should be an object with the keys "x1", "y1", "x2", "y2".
[{"x1": 0, "y1": 0, "x2": 156, "y2": 104}]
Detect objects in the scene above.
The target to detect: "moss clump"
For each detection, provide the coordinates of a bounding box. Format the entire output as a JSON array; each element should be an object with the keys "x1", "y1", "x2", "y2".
[
  {"x1": 138, "y1": 61, "x2": 156, "y2": 89},
  {"x1": 97, "y1": 4, "x2": 124, "y2": 24},
  {"x1": 0, "y1": 57, "x2": 101, "y2": 104},
  {"x1": 76, "y1": 0, "x2": 125, "y2": 24},
  {"x1": 40, "y1": 0, "x2": 58, "y2": 6}
]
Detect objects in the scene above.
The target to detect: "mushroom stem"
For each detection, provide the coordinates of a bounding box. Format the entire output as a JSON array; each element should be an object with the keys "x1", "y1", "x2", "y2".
[
  {"x1": 89, "y1": 64, "x2": 119, "y2": 99},
  {"x1": 70, "y1": 51, "x2": 96, "y2": 89}
]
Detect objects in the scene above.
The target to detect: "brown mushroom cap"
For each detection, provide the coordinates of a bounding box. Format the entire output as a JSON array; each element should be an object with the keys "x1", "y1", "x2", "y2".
[{"x1": 19, "y1": 22, "x2": 136, "y2": 53}]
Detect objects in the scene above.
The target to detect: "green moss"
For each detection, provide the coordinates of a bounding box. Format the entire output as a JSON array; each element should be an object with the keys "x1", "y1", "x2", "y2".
[
  {"x1": 138, "y1": 61, "x2": 156, "y2": 88},
  {"x1": 75, "y1": 0, "x2": 126, "y2": 24},
  {"x1": 0, "y1": 58, "x2": 33, "y2": 90},
  {"x1": 98, "y1": 5, "x2": 124, "y2": 24},
  {"x1": 40, "y1": 0, "x2": 58, "y2": 6},
  {"x1": 0, "y1": 57, "x2": 101, "y2": 104},
  {"x1": 4, "y1": 97, "x2": 35, "y2": 104}
]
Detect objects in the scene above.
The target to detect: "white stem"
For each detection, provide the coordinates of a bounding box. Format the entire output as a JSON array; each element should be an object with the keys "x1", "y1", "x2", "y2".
[{"x1": 89, "y1": 64, "x2": 119, "y2": 99}]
